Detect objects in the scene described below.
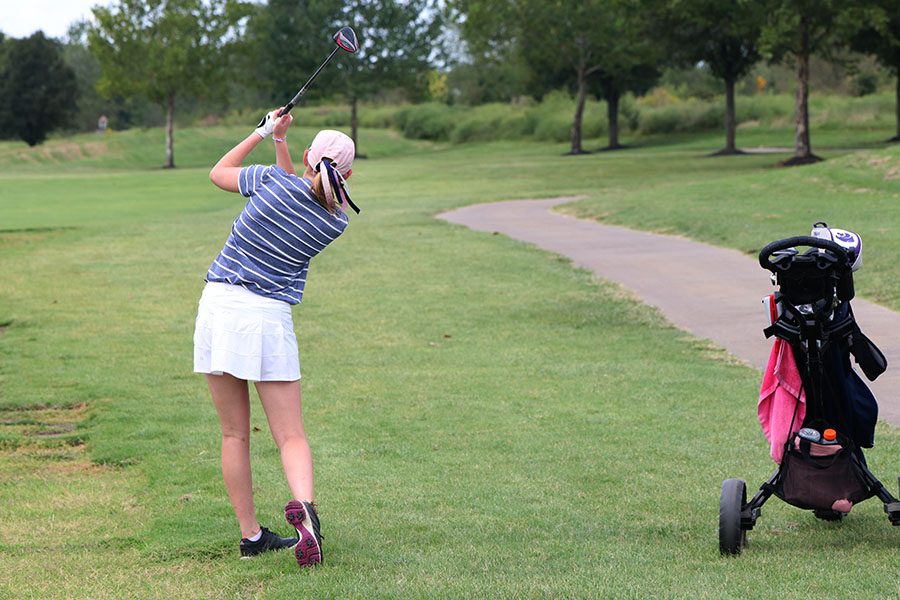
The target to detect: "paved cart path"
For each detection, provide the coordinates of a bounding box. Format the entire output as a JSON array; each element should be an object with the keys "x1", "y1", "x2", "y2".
[{"x1": 438, "y1": 197, "x2": 900, "y2": 427}]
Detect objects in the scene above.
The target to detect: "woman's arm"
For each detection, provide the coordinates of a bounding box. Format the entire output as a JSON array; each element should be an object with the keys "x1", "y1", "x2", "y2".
[
  {"x1": 209, "y1": 133, "x2": 264, "y2": 193},
  {"x1": 209, "y1": 108, "x2": 288, "y2": 193},
  {"x1": 273, "y1": 113, "x2": 296, "y2": 175}
]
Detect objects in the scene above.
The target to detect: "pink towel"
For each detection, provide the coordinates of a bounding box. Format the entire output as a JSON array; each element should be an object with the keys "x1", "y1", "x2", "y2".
[{"x1": 758, "y1": 339, "x2": 806, "y2": 463}]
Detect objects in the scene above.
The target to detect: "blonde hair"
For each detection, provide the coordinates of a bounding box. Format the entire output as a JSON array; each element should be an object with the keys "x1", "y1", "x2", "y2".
[{"x1": 310, "y1": 170, "x2": 334, "y2": 213}]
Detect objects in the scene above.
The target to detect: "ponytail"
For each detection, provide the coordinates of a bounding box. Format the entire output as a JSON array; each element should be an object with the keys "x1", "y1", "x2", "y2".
[
  {"x1": 310, "y1": 170, "x2": 331, "y2": 213},
  {"x1": 310, "y1": 159, "x2": 360, "y2": 215}
]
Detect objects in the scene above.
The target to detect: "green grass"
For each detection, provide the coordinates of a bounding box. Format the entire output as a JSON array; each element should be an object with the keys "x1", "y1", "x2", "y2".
[
  {"x1": 1, "y1": 125, "x2": 898, "y2": 599},
  {"x1": 562, "y1": 133, "x2": 900, "y2": 310}
]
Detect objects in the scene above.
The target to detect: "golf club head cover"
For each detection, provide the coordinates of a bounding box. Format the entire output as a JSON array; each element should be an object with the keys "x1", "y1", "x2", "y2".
[
  {"x1": 318, "y1": 159, "x2": 359, "y2": 214},
  {"x1": 254, "y1": 111, "x2": 278, "y2": 139}
]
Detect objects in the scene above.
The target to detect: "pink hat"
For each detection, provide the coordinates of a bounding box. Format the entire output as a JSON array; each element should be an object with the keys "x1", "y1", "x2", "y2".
[{"x1": 308, "y1": 129, "x2": 355, "y2": 176}]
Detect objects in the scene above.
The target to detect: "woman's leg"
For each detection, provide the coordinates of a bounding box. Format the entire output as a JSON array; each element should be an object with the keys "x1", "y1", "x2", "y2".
[
  {"x1": 254, "y1": 380, "x2": 314, "y2": 502},
  {"x1": 206, "y1": 373, "x2": 259, "y2": 539}
]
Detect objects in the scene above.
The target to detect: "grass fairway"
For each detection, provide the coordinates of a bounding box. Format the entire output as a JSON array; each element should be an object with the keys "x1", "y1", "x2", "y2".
[
  {"x1": 0, "y1": 126, "x2": 898, "y2": 599},
  {"x1": 563, "y1": 128, "x2": 900, "y2": 311}
]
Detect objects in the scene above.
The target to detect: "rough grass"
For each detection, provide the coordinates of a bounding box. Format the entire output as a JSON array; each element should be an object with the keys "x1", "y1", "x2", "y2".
[
  {"x1": 213, "y1": 92, "x2": 898, "y2": 144},
  {"x1": 0, "y1": 126, "x2": 898, "y2": 598}
]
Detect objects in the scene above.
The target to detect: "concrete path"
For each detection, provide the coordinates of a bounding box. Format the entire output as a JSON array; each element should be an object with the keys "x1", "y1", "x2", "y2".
[{"x1": 438, "y1": 197, "x2": 900, "y2": 426}]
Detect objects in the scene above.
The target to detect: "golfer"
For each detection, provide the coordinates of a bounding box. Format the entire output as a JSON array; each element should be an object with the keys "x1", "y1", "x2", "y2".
[{"x1": 194, "y1": 108, "x2": 357, "y2": 567}]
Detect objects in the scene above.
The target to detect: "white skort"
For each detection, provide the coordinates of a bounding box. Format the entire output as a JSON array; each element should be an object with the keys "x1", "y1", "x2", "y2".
[{"x1": 193, "y1": 282, "x2": 301, "y2": 381}]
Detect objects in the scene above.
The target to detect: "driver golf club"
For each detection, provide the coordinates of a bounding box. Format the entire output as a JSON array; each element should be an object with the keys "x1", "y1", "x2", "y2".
[{"x1": 257, "y1": 26, "x2": 359, "y2": 126}]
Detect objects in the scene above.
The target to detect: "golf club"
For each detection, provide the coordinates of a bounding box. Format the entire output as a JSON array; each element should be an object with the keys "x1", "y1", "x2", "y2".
[{"x1": 256, "y1": 26, "x2": 359, "y2": 127}]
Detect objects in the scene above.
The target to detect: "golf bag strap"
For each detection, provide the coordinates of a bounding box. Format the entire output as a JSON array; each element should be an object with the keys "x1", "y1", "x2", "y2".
[
  {"x1": 824, "y1": 312, "x2": 855, "y2": 341},
  {"x1": 764, "y1": 319, "x2": 800, "y2": 342},
  {"x1": 847, "y1": 308, "x2": 887, "y2": 380}
]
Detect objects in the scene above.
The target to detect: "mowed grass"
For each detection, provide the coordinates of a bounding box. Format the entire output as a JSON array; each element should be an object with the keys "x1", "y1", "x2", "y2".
[
  {"x1": 0, "y1": 125, "x2": 898, "y2": 599},
  {"x1": 563, "y1": 128, "x2": 900, "y2": 311}
]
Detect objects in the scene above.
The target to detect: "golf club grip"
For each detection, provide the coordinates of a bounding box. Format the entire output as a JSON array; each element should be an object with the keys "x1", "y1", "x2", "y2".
[
  {"x1": 758, "y1": 236, "x2": 847, "y2": 270},
  {"x1": 278, "y1": 102, "x2": 296, "y2": 117}
]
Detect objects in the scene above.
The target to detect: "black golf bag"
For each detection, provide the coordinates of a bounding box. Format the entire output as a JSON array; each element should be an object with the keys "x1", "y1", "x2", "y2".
[{"x1": 719, "y1": 233, "x2": 900, "y2": 555}]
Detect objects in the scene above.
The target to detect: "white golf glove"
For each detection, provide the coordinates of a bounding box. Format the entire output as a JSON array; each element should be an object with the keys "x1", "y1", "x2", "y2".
[{"x1": 254, "y1": 110, "x2": 278, "y2": 139}]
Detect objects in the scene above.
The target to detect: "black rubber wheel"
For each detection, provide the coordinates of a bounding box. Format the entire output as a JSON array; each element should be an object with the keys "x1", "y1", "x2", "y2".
[
  {"x1": 719, "y1": 479, "x2": 747, "y2": 555},
  {"x1": 812, "y1": 509, "x2": 845, "y2": 522}
]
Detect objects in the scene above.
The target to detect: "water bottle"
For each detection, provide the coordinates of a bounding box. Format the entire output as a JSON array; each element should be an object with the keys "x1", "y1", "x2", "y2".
[
  {"x1": 819, "y1": 428, "x2": 839, "y2": 445},
  {"x1": 798, "y1": 428, "x2": 821, "y2": 443}
]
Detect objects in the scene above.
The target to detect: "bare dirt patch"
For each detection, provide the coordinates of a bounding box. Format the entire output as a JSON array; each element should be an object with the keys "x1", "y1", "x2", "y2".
[{"x1": 0, "y1": 402, "x2": 88, "y2": 451}]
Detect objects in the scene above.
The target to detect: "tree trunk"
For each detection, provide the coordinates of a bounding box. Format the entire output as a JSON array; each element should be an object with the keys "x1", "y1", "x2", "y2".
[
  {"x1": 794, "y1": 48, "x2": 811, "y2": 158},
  {"x1": 606, "y1": 90, "x2": 621, "y2": 150},
  {"x1": 892, "y1": 70, "x2": 900, "y2": 142},
  {"x1": 351, "y1": 95, "x2": 360, "y2": 157},
  {"x1": 711, "y1": 77, "x2": 744, "y2": 156},
  {"x1": 569, "y1": 69, "x2": 587, "y2": 155},
  {"x1": 783, "y1": 16, "x2": 821, "y2": 166},
  {"x1": 164, "y1": 92, "x2": 175, "y2": 169},
  {"x1": 724, "y1": 77, "x2": 737, "y2": 152}
]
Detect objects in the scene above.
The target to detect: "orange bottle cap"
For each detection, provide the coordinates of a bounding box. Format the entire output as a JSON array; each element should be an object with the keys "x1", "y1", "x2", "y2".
[{"x1": 823, "y1": 428, "x2": 837, "y2": 441}]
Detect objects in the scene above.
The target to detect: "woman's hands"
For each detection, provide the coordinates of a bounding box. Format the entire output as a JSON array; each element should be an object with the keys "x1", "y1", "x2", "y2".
[
  {"x1": 273, "y1": 112, "x2": 293, "y2": 141},
  {"x1": 272, "y1": 109, "x2": 296, "y2": 175},
  {"x1": 210, "y1": 108, "x2": 298, "y2": 192},
  {"x1": 255, "y1": 108, "x2": 293, "y2": 140}
]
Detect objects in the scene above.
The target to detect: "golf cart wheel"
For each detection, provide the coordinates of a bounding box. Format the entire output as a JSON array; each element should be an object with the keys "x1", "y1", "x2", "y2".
[
  {"x1": 719, "y1": 479, "x2": 747, "y2": 555},
  {"x1": 812, "y1": 509, "x2": 845, "y2": 522}
]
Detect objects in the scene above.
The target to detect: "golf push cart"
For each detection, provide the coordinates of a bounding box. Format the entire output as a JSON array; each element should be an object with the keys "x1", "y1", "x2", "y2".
[{"x1": 719, "y1": 223, "x2": 900, "y2": 555}]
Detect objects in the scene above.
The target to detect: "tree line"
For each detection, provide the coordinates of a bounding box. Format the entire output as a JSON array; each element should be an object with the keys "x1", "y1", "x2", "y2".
[
  {"x1": 455, "y1": 0, "x2": 900, "y2": 164},
  {"x1": 0, "y1": 0, "x2": 899, "y2": 168}
]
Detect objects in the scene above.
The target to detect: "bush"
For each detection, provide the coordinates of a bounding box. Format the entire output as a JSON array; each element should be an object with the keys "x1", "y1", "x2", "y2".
[
  {"x1": 853, "y1": 72, "x2": 879, "y2": 97},
  {"x1": 736, "y1": 94, "x2": 792, "y2": 123},
  {"x1": 216, "y1": 90, "x2": 895, "y2": 146},
  {"x1": 450, "y1": 103, "x2": 535, "y2": 143},
  {"x1": 394, "y1": 103, "x2": 459, "y2": 141},
  {"x1": 639, "y1": 99, "x2": 722, "y2": 135}
]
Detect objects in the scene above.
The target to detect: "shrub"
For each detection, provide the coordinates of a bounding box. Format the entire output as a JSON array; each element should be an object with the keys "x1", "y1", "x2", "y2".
[
  {"x1": 450, "y1": 103, "x2": 534, "y2": 143},
  {"x1": 853, "y1": 72, "x2": 879, "y2": 97},
  {"x1": 639, "y1": 99, "x2": 722, "y2": 135},
  {"x1": 394, "y1": 103, "x2": 458, "y2": 140}
]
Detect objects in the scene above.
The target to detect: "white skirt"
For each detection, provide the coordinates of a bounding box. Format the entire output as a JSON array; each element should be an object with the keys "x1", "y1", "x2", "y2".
[{"x1": 193, "y1": 282, "x2": 301, "y2": 381}]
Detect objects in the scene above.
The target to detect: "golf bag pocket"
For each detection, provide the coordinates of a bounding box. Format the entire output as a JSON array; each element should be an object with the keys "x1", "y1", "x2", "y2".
[{"x1": 776, "y1": 438, "x2": 869, "y2": 511}]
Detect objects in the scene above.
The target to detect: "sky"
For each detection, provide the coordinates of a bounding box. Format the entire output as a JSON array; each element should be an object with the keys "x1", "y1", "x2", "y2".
[{"x1": 0, "y1": 0, "x2": 116, "y2": 39}]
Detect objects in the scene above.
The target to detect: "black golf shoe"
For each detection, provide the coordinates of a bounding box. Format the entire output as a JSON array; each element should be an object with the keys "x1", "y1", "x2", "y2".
[{"x1": 239, "y1": 526, "x2": 298, "y2": 558}]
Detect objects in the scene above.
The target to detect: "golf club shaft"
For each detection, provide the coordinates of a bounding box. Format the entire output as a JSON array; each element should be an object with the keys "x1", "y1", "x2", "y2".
[{"x1": 278, "y1": 47, "x2": 341, "y2": 117}]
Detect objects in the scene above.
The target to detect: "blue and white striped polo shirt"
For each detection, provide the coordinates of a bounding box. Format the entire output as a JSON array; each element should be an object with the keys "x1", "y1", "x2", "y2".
[{"x1": 206, "y1": 165, "x2": 349, "y2": 304}]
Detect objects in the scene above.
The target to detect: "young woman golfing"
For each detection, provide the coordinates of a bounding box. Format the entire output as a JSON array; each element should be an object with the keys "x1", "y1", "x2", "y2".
[{"x1": 194, "y1": 108, "x2": 358, "y2": 567}]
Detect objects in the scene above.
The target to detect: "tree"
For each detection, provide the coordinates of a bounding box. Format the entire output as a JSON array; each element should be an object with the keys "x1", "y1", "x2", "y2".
[
  {"x1": 248, "y1": 0, "x2": 439, "y2": 156},
  {"x1": 246, "y1": 0, "x2": 336, "y2": 106},
  {"x1": 450, "y1": 0, "x2": 529, "y2": 104},
  {"x1": 762, "y1": 1, "x2": 865, "y2": 165},
  {"x1": 89, "y1": 0, "x2": 249, "y2": 168},
  {"x1": 336, "y1": 0, "x2": 443, "y2": 155},
  {"x1": 0, "y1": 32, "x2": 9, "y2": 138},
  {"x1": 663, "y1": 0, "x2": 764, "y2": 155},
  {"x1": 0, "y1": 32, "x2": 79, "y2": 146},
  {"x1": 517, "y1": 0, "x2": 661, "y2": 153},
  {"x1": 849, "y1": 1, "x2": 900, "y2": 141}
]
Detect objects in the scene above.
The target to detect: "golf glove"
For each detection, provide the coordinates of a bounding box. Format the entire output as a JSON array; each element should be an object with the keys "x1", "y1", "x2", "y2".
[{"x1": 254, "y1": 111, "x2": 278, "y2": 139}]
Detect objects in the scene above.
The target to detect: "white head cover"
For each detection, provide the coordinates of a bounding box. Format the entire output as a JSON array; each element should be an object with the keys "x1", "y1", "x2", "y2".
[
  {"x1": 810, "y1": 222, "x2": 862, "y2": 271},
  {"x1": 308, "y1": 129, "x2": 355, "y2": 177}
]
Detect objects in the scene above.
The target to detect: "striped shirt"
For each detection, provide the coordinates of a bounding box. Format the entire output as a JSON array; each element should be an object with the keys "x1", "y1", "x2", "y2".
[{"x1": 206, "y1": 165, "x2": 349, "y2": 304}]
